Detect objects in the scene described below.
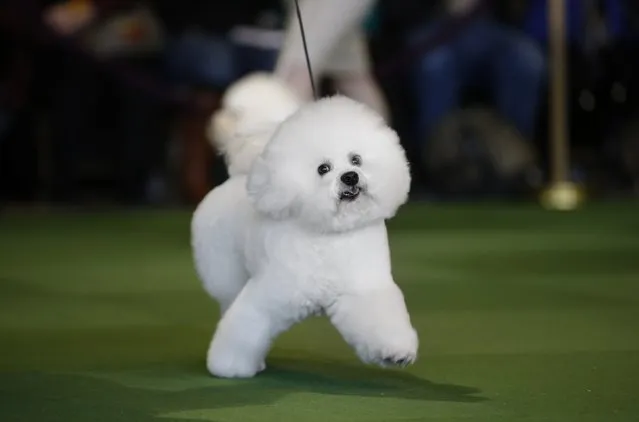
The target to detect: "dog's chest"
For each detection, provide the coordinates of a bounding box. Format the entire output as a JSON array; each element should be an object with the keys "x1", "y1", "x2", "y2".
[{"x1": 249, "y1": 222, "x2": 391, "y2": 301}]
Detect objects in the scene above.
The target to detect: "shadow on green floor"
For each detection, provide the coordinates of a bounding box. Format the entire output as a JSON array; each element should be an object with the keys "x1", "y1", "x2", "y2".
[{"x1": 0, "y1": 358, "x2": 485, "y2": 422}]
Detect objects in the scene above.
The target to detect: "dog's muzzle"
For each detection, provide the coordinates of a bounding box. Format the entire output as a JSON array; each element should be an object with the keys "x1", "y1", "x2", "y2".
[{"x1": 339, "y1": 171, "x2": 362, "y2": 201}]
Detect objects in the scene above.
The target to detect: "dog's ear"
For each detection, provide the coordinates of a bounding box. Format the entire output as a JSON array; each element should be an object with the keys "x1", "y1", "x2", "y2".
[
  {"x1": 246, "y1": 155, "x2": 298, "y2": 219},
  {"x1": 368, "y1": 128, "x2": 412, "y2": 220}
]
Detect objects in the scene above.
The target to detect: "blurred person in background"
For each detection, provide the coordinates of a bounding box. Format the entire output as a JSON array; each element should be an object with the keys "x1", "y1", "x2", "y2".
[
  {"x1": 522, "y1": 0, "x2": 636, "y2": 188},
  {"x1": 382, "y1": 0, "x2": 546, "y2": 148},
  {"x1": 43, "y1": 0, "x2": 286, "y2": 204},
  {"x1": 523, "y1": 0, "x2": 626, "y2": 50},
  {"x1": 155, "y1": 0, "x2": 285, "y2": 203},
  {"x1": 43, "y1": 0, "x2": 166, "y2": 205},
  {"x1": 275, "y1": 0, "x2": 389, "y2": 121}
]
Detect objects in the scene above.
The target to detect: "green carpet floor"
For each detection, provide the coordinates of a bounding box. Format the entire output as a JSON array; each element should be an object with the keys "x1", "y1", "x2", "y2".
[{"x1": 1, "y1": 203, "x2": 638, "y2": 421}]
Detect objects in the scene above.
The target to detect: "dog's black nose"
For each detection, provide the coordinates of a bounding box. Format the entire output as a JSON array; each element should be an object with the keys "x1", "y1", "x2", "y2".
[{"x1": 340, "y1": 171, "x2": 359, "y2": 186}]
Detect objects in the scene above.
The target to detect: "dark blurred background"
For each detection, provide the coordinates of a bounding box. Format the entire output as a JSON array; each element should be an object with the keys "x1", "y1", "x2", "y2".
[{"x1": 1, "y1": 0, "x2": 638, "y2": 208}]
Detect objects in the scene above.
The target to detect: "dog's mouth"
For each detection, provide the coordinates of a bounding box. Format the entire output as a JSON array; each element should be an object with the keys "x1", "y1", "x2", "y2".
[{"x1": 339, "y1": 186, "x2": 361, "y2": 202}]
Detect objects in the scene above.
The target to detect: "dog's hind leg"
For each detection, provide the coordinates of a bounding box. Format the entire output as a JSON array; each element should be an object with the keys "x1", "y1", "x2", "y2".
[
  {"x1": 193, "y1": 238, "x2": 249, "y2": 316},
  {"x1": 206, "y1": 279, "x2": 295, "y2": 378}
]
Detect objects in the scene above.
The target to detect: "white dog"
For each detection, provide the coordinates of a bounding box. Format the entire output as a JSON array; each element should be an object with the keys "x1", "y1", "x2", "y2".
[{"x1": 192, "y1": 76, "x2": 418, "y2": 378}]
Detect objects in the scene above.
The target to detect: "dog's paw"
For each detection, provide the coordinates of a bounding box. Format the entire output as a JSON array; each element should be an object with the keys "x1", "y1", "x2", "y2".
[
  {"x1": 361, "y1": 327, "x2": 419, "y2": 369},
  {"x1": 380, "y1": 353, "x2": 416, "y2": 368},
  {"x1": 207, "y1": 356, "x2": 262, "y2": 379},
  {"x1": 207, "y1": 349, "x2": 264, "y2": 379}
]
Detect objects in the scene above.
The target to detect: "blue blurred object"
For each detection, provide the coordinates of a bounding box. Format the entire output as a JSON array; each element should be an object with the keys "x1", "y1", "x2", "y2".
[
  {"x1": 164, "y1": 31, "x2": 278, "y2": 89},
  {"x1": 410, "y1": 18, "x2": 546, "y2": 145},
  {"x1": 523, "y1": 0, "x2": 627, "y2": 46},
  {"x1": 164, "y1": 32, "x2": 235, "y2": 88}
]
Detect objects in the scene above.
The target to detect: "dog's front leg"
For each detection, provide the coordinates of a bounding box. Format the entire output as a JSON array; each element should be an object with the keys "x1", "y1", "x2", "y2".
[
  {"x1": 326, "y1": 282, "x2": 419, "y2": 368},
  {"x1": 206, "y1": 280, "x2": 293, "y2": 378}
]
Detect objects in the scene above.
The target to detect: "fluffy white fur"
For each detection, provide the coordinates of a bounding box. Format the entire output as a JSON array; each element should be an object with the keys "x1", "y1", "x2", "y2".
[
  {"x1": 207, "y1": 72, "x2": 302, "y2": 176},
  {"x1": 192, "y1": 85, "x2": 418, "y2": 378}
]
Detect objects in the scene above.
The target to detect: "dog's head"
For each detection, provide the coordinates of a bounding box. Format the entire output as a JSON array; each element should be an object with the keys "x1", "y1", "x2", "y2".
[{"x1": 247, "y1": 96, "x2": 411, "y2": 233}]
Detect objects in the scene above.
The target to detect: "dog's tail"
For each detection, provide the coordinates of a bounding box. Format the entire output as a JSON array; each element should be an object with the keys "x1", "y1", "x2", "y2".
[{"x1": 207, "y1": 73, "x2": 302, "y2": 176}]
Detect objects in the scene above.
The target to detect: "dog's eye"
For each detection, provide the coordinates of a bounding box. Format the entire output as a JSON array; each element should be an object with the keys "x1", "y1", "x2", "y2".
[
  {"x1": 317, "y1": 163, "x2": 332, "y2": 176},
  {"x1": 350, "y1": 154, "x2": 362, "y2": 166}
]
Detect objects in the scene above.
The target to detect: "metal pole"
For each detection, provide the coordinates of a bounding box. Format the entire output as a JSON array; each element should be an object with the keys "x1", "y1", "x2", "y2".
[{"x1": 548, "y1": 0, "x2": 569, "y2": 184}]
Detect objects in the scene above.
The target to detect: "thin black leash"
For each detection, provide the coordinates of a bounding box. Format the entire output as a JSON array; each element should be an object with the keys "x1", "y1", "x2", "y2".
[{"x1": 293, "y1": 0, "x2": 318, "y2": 99}]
